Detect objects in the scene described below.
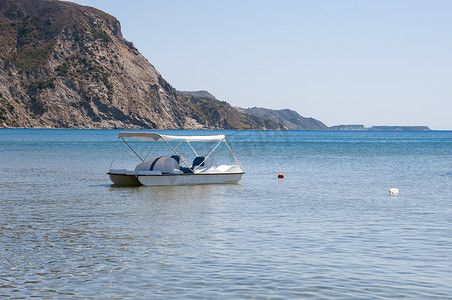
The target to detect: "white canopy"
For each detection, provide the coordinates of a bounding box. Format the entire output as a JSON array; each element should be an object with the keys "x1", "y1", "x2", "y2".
[{"x1": 118, "y1": 132, "x2": 225, "y2": 142}]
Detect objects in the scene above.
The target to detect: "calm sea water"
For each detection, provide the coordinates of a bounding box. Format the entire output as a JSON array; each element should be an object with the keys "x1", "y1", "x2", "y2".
[{"x1": 0, "y1": 129, "x2": 451, "y2": 299}]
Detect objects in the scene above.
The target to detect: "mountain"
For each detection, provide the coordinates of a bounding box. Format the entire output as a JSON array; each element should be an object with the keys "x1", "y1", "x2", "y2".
[
  {"x1": 0, "y1": 0, "x2": 284, "y2": 129},
  {"x1": 176, "y1": 91, "x2": 285, "y2": 130},
  {"x1": 0, "y1": 0, "x2": 182, "y2": 128},
  {"x1": 236, "y1": 107, "x2": 329, "y2": 130}
]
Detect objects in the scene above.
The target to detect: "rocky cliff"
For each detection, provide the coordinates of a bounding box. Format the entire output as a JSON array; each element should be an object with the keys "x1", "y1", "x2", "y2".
[
  {"x1": 236, "y1": 107, "x2": 329, "y2": 130},
  {"x1": 0, "y1": 0, "x2": 284, "y2": 129},
  {"x1": 0, "y1": 0, "x2": 188, "y2": 128}
]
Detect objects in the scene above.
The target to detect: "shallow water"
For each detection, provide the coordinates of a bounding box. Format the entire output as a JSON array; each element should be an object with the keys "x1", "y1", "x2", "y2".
[{"x1": 0, "y1": 129, "x2": 451, "y2": 298}]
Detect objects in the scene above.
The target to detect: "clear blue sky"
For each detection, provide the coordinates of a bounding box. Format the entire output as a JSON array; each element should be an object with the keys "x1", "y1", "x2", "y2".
[{"x1": 72, "y1": 0, "x2": 451, "y2": 130}]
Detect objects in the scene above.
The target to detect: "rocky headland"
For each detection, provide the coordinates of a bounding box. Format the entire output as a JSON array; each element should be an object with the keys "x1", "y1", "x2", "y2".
[
  {"x1": 236, "y1": 107, "x2": 328, "y2": 130},
  {"x1": 0, "y1": 0, "x2": 288, "y2": 130}
]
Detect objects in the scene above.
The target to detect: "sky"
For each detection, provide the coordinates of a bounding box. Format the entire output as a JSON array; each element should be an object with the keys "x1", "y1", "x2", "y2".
[{"x1": 71, "y1": 0, "x2": 452, "y2": 130}]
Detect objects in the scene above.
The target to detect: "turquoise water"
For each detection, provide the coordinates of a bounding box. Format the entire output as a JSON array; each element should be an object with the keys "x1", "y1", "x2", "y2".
[{"x1": 0, "y1": 129, "x2": 451, "y2": 298}]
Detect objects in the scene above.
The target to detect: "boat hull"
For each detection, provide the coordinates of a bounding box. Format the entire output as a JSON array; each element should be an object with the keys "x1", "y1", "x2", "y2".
[
  {"x1": 108, "y1": 173, "x2": 141, "y2": 186},
  {"x1": 138, "y1": 173, "x2": 243, "y2": 186}
]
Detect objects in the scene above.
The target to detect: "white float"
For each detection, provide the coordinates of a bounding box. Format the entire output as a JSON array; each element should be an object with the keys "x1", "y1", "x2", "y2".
[{"x1": 389, "y1": 188, "x2": 399, "y2": 195}]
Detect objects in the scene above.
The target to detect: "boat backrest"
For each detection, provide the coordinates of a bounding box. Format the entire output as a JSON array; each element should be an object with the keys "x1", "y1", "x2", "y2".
[
  {"x1": 149, "y1": 157, "x2": 162, "y2": 171},
  {"x1": 135, "y1": 156, "x2": 179, "y2": 173},
  {"x1": 192, "y1": 156, "x2": 206, "y2": 168}
]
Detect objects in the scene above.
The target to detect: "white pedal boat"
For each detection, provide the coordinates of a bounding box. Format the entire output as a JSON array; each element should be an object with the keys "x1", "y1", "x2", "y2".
[{"x1": 107, "y1": 132, "x2": 244, "y2": 186}]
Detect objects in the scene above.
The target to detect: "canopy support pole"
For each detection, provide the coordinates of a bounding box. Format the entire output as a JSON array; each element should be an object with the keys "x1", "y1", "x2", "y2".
[
  {"x1": 186, "y1": 141, "x2": 199, "y2": 157},
  {"x1": 223, "y1": 139, "x2": 244, "y2": 172},
  {"x1": 162, "y1": 138, "x2": 190, "y2": 169},
  {"x1": 193, "y1": 140, "x2": 222, "y2": 172},
  {"x1": 121, "y1": 137, "x2": 144, "y2": 162},
  {"x1": 144, "y1": 140, "x2": 157, "y2": 161},
  {"x1": 109, "y1": 137, "x2": 121, "y2": 171},
  {"x1": 168, "y1": 140, "x2": 184, "y2": 156}
]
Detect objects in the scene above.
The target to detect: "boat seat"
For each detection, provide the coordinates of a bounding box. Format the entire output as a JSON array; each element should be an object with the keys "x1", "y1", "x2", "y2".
[
  {"x1": 172, "y1": 155, "x2": 192, "y2": 173},
  {"x1": 192, "y1": 156, "x2": 206, "y2": 167}
]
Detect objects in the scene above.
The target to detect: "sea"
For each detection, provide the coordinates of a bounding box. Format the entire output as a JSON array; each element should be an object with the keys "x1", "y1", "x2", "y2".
[{"x1": 0, "y1": 129, "x2": 451, "y2": 299}]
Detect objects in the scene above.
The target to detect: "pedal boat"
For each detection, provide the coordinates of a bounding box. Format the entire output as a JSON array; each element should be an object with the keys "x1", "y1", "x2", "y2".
[{"x1": 107, "y1": 132, "x2": 244, "y2": 186}]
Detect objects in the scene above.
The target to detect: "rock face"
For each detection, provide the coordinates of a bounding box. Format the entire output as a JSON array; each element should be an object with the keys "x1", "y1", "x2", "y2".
[
  {"x1": 0, "y1": 0, "x2": 190, "y2": 128},
  {"x1": 236, "y1": 107, "x2": 329, "y2": 130},
  {"x1": 0, "y1": 0, "x2": 286, "y2": 129}
]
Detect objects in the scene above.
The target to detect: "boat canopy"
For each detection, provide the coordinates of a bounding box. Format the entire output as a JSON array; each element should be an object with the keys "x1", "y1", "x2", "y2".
[
  {"x1": 118, "y1": 132, "x2": 225, "y2": 142},
  {"x1": 111, "y1": 131, "x2": 243, "y2": 174}
]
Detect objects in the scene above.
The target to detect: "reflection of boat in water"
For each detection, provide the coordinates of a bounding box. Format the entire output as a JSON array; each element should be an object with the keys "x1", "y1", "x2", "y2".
[{"x1": 107, "y1": 132, "x2": 244, "y2": 186}]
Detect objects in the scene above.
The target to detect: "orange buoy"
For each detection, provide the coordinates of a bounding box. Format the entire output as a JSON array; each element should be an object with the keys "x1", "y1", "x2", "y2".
[{"x1": 278, "y1": 173, "x2": 284, "y2": 179}]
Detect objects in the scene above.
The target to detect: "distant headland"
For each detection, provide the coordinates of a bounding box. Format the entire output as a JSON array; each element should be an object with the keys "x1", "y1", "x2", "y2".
[{"x1": 330, "y1": 125, "x2": 431, "y2": 131}]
